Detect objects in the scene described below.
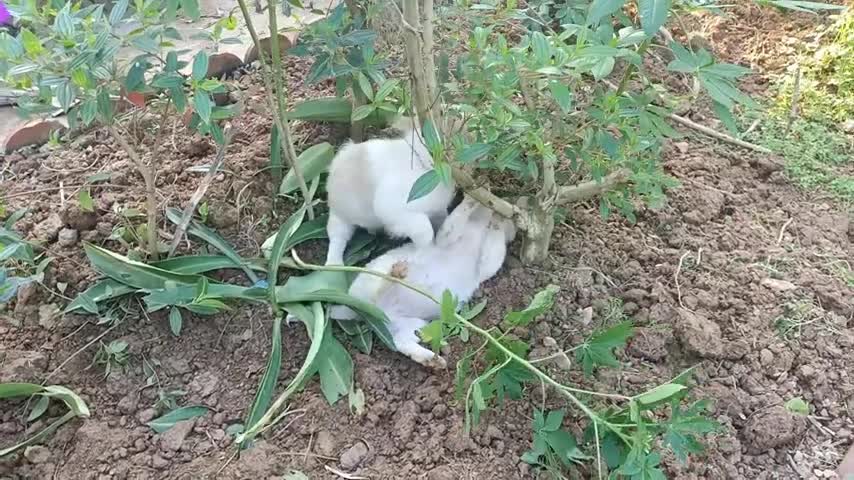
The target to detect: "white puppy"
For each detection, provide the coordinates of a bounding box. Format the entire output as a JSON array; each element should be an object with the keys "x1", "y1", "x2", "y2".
[
  {"x1": 330, "y1": 195, "x2": 516, "y2": 368},
  {"x1": 324, "y1": 117, "x2": 456, "y2": 265}
]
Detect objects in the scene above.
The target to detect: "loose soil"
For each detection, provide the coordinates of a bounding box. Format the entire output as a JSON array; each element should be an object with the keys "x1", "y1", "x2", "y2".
[{"x1": 2, "y1": 5, "x2": 853, "y2": 480}]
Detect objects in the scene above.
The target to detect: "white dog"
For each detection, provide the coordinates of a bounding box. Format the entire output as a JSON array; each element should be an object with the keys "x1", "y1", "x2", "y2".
[
  {"x1": 330, "y1": 195, "x2": 516, "y2": 368},
  {"x1": 324, "y1": 117, "x2": 456, "y2": 265}
]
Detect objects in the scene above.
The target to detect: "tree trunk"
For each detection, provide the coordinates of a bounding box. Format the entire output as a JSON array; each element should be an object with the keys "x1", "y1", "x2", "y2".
[{"x1": 517, "y1": 197, "x2": 554, "y2": 265}]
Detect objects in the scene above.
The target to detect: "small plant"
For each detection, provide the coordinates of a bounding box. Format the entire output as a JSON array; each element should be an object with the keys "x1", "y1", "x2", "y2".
[
  {"x1": 1, "y1": 0, "x2": 241, "y2": 260},
  {"x1": 93, "y1": 339, "x2": 130, "y2": 378},
  {"x1": 0, "y1": 210, "x2": 50, "y2": 304}
]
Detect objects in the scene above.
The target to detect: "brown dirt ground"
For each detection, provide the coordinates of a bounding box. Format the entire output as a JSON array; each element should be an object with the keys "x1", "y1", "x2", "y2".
[{"x1": 2, "y1": 5, "x2": 853, "y2": 480}]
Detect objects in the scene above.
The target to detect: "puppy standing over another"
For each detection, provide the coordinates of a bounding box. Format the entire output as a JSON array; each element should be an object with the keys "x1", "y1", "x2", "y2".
[
  {"x1": 324, "y1": 116, "x2": 456, "y2": 265},
  {"x1": 330, "y1": 195, "x2": 517, "y2": 368}
]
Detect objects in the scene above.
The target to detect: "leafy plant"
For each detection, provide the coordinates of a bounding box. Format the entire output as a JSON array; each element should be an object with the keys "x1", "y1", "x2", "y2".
[
  {"x1": 0, "y1": 383, "x2": 90, "y2": 457},
  {"x1": 397, "y1": 0, "x2": 757, "y2": 263},
  {"x1": 93, "y1": 339, "x2": 130, "y2": 377},
  {"x1": 288, "y1": 2, "x2": 400, "y2": 141},
  {"x1": 0, "y1": 0, "x2": 240, "y2": 260},
  {"x1": 0, "y1": 210, "x2": 50, "y2": 304}
]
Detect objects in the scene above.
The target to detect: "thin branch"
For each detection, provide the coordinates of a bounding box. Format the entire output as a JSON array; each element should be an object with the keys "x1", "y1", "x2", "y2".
[
  {"x1": 108, "y1": 125, "x2": 160, "y2": 260},
  {"x1": 786, "y1": 63, "x2": 801, "y2": 131},
  {"x1": 557, "y1": 168, "x2": 630, "y2": 205},
  {"x1": 451, "y1": 166, "x2": 522, "y2": 222},
  {"x1": 668, "y1": 113, "x2": 772, "y2": 154},
  {"x1": 389, "y1": 0, "x2": 420, "y2": 34},
  {"x1": 167, "y1": 125, "x2": 234, "y2": 257},
  {"x1": 236, "y1": 0, "x2": 315, "y2": 219}
]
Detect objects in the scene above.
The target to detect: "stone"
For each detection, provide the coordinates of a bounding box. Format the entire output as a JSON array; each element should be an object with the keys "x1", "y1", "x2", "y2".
[
  {"x1": 2, "y1": 119, "x2": 65, "y2": 153},
  {"x1": 37, "y1": 304, "x2": 61, "y2": 330},
  {"x1": 117, "y1": 393, "x2": 139, "y2": 415},
  {"x1": 314, "y1": 430, "x2": 336, "y2": 456},
  {"x1": 743, "y1": 405, "x2": 806, "y2": 452},
  {"x1": 24, "y1": 445, "x2": 51, "y2": 464},
  {"x1": 57, "y1": 228, "x2": 79, "y2": 247},
  {"x1": 32, "y1": 213, "x2": 63, "y2": 244},
  {"x1": 159, "y1": 419, "x2": 195, "y2": 452},
  {"x1": 0, "y1": 350, "x2": 48, "y2": 382},
  {"x1": 339, "y1": 441, "x2": 369, "y2": 470},
  {"x1": 675, "y1": 309, "x2": 724, "y2": 359},
  {"x1": 136, "y1": 408, "x2": 157, "y2": 424},
  {"x1": 761, "y1": 278, "x2": 797, "y2": 292}
]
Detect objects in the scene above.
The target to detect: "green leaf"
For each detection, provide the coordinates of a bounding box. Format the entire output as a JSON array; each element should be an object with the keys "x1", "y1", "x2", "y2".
[
  {"x1": 169, "y1": 307, "x2": 183, "y2": 336},
  {"x1": 125, "y1": 62, "x2": 146, "y2": 91},
  {"x1": 530, "y1": 32, "x2": 551, "y2": 64},
  {"x1": 768, "y1": 0, "x2": 845, "y2": 13},
  {"x1": 503, "y1": 285, "x2": 559, "y2": 328},
  {"x1": 374, "y1": 79, "x2": 398, "y2": 103},
  {"x1": 422, "y1": 119, "x2": 441, "y2": 152},
  {"x1": 97, "y1": 90, "x2": 113, "y2": 123},
  {"x1": 356, "y1": 72, "x2": 374, "y2": 101},
  {"x1": 193, "y1": 91, "x2": 212, "y2": 124},
  {"x1": 78, "y1": 189, "x2": 95, "y2": 212},
  {"x1": 109, "y1": 0, "x2": 129, "y2": 25},
  {"x1": 457, "y1": 143, "x2": 491, "y2": 163},
  {"x1": 663, "y1": 399, "x2": 718, "y2": 462},
  {"x1": 351, "y1": 104, "x2": 376, "y2": 122},
  {"x1": 315, "y1": 324, "x2": 354, "y2": 405},
  {"x1": 181, "y1": 0, "x2": 201, "y2": 20},
  {"x1": 542, "y1": 409, "x2": 564, "y2": 432},
  {"x1": 278, "y1": 288, "x2": 395, "y2": 350},
  {"x1": 289, "y1": 97, "x2": 352, "y2": 123},
  {"x1": 27, "y1": 395, "x2": 50, "y2": 422},
  {"x1": 165, "y1": 208, "x2": 259, "y2": 283},
  {"x1": 152, "y1": 255, "x2": 254, "y2": 274},
  {"x1": 267, "y1": 206, "x2": 307, "y2": 306},
  {"x1": 270, "y1": 125, "x2": 283, "y2": 187},
  {"x1": 575, "y1": 320, "x2": 633, "y2": 376},
  {"x1": 83, "y1": 243, "x2": 201, "y2": 290},
  {"x1": 0, "y1": 383, "x2": 42, "y2": 399},
  {"x1": 191, "y1": 51, "x2": 209, "y2": 81},
  {"x1": 549, "y1": 82, "x2": 572, "y2": 113},
  {"x1": 151, "y1": 74, "x2": 184, "y2": 89},
  {"x1": 407, "y1": 170, "x2": 440, "y2": 203},
  {"x1": 638, "y1": 0, "x2": 671, "y2": 36},
  {"x1": 712, "y1": 101, "x2": 739, "y2": 135},
  {"x1": 283, "y1": 470, "x2": 310, "y2": 480},
  {"x1": 42, "y1": 385, "x2": 90, "y2": 418},
  {"x1": 243, "y1": 316, "x2": 284, "y2": 439},
  {"x1": 64, "y1": 279, "x2": 135, "y2": 314},
  {"x1": 588, "y1": 0, "x2": 625, "y2": 25},
  {"x1": 280, "y1": 143, "x2": 335, "y2": 195},
  {"x1": 147, "y1": 406, "x2": 208, "y2": 433},
  {"x1": 785, "y1": 397, "x2": 810, "y2": 416},
  {"x1": 636, "y1": 383, "x2": 686, "y2": 405},
  {"x1": 419, "y1": 319, "x2": 444, "y2": 353}
]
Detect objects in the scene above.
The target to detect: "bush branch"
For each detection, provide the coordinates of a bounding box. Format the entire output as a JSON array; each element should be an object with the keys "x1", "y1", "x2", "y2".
[
  {"x1": 236, "y1": 0, "x2": 315, "y2": 218},
  {"x1": 557, "y1": 168, "x2": 631, "y2": 205},
  {"x1": 108, "y1": 125, "x2": 159, "y2": 260}
]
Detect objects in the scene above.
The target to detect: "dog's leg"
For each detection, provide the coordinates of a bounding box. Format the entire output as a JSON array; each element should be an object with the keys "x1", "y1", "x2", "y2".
[
  {"x1": 325, "y1": 212, "x2": 355, "y2": 265},
  {"x1": 390, "y1": 316, "x2": 447, "y2": 369}
]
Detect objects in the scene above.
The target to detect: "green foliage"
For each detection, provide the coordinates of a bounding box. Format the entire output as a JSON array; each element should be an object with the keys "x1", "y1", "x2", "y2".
[
  {"x1": 147, "y1": 405, "x2": 209, "y2": 433},
  {"x1": 0, "y1": 210, "x2": 48, "y2": 305},
  {"x1": 0, "y1": 0, "x2": 238, "y2": 144},
  {"x1": 784, "y1": 397, "x2": 810, "y2": 416},
  {"x1": 521, "y1": 409, "x2": 590, "y2": 469},
  {"x1": 772, "y1": 10, "x2": 854, "y2": 126},
  {"x1": 0, "y1": 383, "x2": 90, "y2": 458},
  {"x1": 744, "y1": 112, "x2": 854, "y2": 203},
  {"x1": 575, "y1": 320, "x2": 633, "y2": 376},
  {"x1": 93, "y1": 339, "x2": 130, "y2": 377}
]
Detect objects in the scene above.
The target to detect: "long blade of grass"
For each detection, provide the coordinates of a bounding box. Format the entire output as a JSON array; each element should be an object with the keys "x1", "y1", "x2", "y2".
[
  {"x1": 270, "y1": 124, "x2": 283, "y2": 190},
  {"x1": 261, "y1": 214, "x2": 329, "y2": 260},
  {"x1": 65, "y1": 279, "x2": 136, "y2": 314},
  {"x1": 268, "y1": 206, "x2": 307, "y2": 314},
  {"x1": 0, "y1": 411, "x2": 76, "y2": 457},
  {"x1": 165, "y1": 208, "x2": 259, "y2": 283},
  {"x1": 238, "y1": 302, "x2": 326, "y2": 445},
  {"x1": 0, "y1": 382, "x2": 42, "y2": 399},
  {"x1": 84, "y1": 243, "x2": 202, "y2": 290},
  {"x1": 242, "y1": 315, "x2": 284, "y2": 444},
  {"x1": 277, "y1": 288, "x2": 395, "y2": 350}
]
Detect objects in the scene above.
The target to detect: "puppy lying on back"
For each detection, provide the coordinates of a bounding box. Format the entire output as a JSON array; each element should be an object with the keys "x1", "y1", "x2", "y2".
[
  {"x1": 330, "y1": 195, "x2": 516, "y2": 368},
  {"x1": 324, "y1": 117, "x2": 456, "y2": 265}
]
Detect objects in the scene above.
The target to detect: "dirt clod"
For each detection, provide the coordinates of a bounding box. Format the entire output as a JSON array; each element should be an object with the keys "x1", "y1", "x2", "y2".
[
  {"x1": 23, "y1": 445, "x2": 51, "y2": 464},
  {"x1": 743, "y1": 405, "x2": 807, "y2": 453},
  {"x1": 159, "y1": 419, "x2": 195, "y2": 452},
  {"x1": 339, "y1": 441, "x2": 369, "y2": 470},
  {"x1": 57, "y1": 228, "x2": 79, "y2": 247},
  {"x1": 675, "y1": 309, "x2": 724, "y2": 358}
]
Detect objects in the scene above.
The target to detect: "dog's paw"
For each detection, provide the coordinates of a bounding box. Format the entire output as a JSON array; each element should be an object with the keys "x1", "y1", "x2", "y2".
[{"x1": 423, "y1": 354, "x2": 448, "y2": 370}]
